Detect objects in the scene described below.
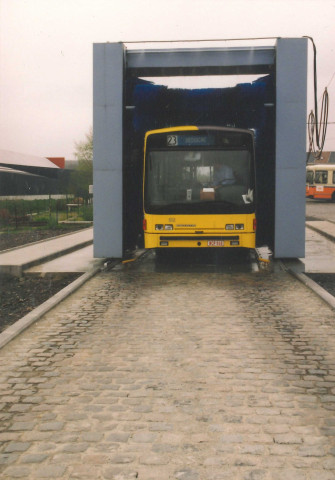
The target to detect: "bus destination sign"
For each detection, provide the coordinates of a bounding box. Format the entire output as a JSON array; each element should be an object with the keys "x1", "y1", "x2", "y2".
[{"x1": 167, "y1": 134, "x2": 214, "y2": 147}]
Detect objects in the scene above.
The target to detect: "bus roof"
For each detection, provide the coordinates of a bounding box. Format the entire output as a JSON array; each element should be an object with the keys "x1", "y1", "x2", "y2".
[
  {"x1": 307, "y1": 164, "x2": 335, "y2": 170},
  {"x1": 145, "y1": 125, "x2": 255, "y2": 138}
]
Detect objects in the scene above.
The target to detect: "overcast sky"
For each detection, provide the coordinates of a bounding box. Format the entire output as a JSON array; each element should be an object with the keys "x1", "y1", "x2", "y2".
[{"x1": 0, "y1": 0, "x2": 335, "y2": 159}]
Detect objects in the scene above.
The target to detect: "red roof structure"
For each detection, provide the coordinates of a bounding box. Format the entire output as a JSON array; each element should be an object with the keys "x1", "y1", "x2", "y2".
[{"x1": 47, "y1": 157, "x2": 65, "y2": 169}]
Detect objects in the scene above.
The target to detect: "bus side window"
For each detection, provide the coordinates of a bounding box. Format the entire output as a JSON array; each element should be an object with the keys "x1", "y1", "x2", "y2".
[
  {"x1": 333, "y1": 171, "x2": 335, "y2": 184},
  {"x1": 306, "y1": 171, "x2": 314, "y2": 184},
  {"x1": 315, "y1": 171, "x2": 327, "y2": 184}
]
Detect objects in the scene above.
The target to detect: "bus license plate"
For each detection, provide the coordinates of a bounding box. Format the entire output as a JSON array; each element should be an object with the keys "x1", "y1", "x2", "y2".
[{"x1": 208, "y1": 240, "x2": 224, "y2": 247}]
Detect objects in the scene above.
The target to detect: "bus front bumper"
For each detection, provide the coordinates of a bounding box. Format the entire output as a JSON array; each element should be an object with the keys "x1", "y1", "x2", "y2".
[{"x1": 144, "y1": 232, "x2": 255, "y2": 249}]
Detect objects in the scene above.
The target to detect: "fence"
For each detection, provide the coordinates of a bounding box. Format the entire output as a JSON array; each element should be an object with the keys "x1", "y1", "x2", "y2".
[{"x1": 0, "y1": 195, "x2": 93, "y2": 228}]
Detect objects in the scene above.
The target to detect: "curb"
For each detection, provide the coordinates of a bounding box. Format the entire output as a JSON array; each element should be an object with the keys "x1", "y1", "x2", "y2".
[
  {"x1": 286, "y1": 267, "x2": 335, "y2": 310},
  {"x1": 306, "y1": 222, "x2": 335, "y2": 244},
  {"x1": 0, "y1": 261, "x2": 105, "y2": 350}
]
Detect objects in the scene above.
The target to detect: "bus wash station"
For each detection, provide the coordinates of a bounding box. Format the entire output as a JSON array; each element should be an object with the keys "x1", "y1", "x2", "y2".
[{"x1": 93, "y1": 38, "x2": 307, "y2": 261}]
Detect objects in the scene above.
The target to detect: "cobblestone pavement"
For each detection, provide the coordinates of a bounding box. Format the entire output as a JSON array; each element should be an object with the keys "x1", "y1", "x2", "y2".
[{"x1": 1, "y1": 267, "x2": 335, "y2": 479}]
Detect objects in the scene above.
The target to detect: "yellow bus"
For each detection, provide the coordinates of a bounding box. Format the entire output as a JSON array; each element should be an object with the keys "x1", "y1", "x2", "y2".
[{"x1": 142, "y1": 126, "x2": 256, "y2": 252}]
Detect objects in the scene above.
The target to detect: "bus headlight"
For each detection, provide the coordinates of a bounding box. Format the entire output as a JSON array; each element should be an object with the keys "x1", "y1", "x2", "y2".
[
  {"x1": 155, "y1": 224, "x2": 164, "y2": 230},
  {"x1": 225, "y1": 224, "x2": 234, "y2": 230},
  {"x1": 165, "y1": 224, "x2": 173, "y2": 230},
  {"x1": 235, "y1": 224, "x2": 244, "y2": 230}
]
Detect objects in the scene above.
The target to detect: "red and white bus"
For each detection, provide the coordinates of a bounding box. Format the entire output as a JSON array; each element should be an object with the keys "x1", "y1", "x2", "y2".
[{"x1": 306, "y1": 164, "x2": 335, "y2": 201}]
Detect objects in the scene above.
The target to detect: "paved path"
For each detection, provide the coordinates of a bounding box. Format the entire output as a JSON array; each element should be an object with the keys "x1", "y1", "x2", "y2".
[
  {"x1": 303, "y1": 225, "x2": 335, "y2": 273},
  {"x1": 26, "y1": 245, "x2": 103, "y2": 274},
  {"x1": 0, "y1": 228, "x2": 93, "y2": 276},
  {"x1": 1, "y1": 267, "x2": 335, "y2": 479}
]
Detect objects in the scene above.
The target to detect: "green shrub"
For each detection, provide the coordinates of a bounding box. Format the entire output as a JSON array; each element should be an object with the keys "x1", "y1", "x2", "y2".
[{"x1": 81, "y1": 205, "x2": 93, "y2": 221}]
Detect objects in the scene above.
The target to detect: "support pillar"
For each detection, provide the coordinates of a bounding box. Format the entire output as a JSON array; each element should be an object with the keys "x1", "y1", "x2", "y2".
[
  {"x1": 93, "y1": 43, "x2": 124, "y2": 257},
  {"x1": 274, "y1": 38, "x2": 308, "y2": 258}
]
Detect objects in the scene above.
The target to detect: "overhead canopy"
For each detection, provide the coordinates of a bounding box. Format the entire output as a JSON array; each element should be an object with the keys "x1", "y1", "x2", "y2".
[{"x1": 126, "y1": 46, "x2": 275, "y2": 76}]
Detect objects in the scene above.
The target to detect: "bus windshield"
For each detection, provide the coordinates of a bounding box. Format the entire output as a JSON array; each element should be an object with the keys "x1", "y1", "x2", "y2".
[{"x1": 145, "y1": 148, "x2": 254, "y2": 214}]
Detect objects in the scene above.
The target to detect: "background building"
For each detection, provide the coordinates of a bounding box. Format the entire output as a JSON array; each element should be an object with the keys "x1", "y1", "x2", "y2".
[{"x1": 0, "y1": 150, "x2": 70, "y2": 196}]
